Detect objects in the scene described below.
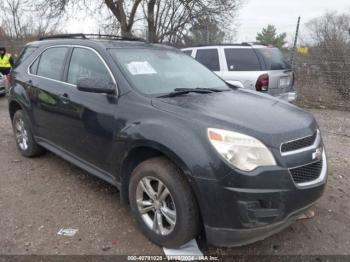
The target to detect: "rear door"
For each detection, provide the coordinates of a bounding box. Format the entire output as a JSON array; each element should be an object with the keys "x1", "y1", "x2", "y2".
[
  {"x1": 28, "y1": 46, "x2": 71, "y2": 144},
  {"x1": 221, "y1": 47, "x2": 263, "y2": 90}
]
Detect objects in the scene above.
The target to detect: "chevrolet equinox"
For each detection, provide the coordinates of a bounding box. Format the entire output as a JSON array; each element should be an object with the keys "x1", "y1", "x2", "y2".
[{"x1": 8, "y1": 34, "x2": 327, "y2": 248}]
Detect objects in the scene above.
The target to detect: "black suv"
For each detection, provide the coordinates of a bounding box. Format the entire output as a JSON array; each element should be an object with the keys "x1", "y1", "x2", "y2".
[{"x1": 8, "y1": 34, "x2": 327, "y2": 248}]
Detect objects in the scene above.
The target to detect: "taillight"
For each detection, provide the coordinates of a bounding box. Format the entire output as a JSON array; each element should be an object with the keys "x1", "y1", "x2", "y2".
[{"x1": 256, "y1": 74, "x2": 269, "y2": 92}]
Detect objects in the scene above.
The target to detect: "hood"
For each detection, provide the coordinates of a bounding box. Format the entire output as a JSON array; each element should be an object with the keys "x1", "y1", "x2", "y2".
[{"x1": 151, "y1": 89, "x2": 317, "y2": 149}]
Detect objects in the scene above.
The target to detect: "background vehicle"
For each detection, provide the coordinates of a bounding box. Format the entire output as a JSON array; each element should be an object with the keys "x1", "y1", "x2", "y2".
[
  {"x1": 182, "y1": 43, "x2": 296, "y2": 102},
  {"x1": 8, "y1": 34, "x2": 326, "y2": 248},
  {"x1": 0, "y1": 73, "x2": 6, "y2": 97}
]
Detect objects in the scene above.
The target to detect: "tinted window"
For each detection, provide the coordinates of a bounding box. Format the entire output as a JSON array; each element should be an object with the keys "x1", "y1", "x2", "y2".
[
  {"x1": 224, "y1": 48, "x2": 261, "y2": 71},
  {"x1": 182, "y1": 50, "x2": 192, "y2": 56},
  {"x1": 195, "y1": 49, "x2": 220, "y2": 71},
  {"x1": 13, "y1": 46, "x2": 37, "y2": 69},
  {"x1": 37, "y1": 47, "x2": 68, "y2": 80},
  {"x1": 257, "y1": 48, "x2": 291, "y2": 70},
  {"x1": 67, "y1": 48, "x2": 113, "y2": 85}
]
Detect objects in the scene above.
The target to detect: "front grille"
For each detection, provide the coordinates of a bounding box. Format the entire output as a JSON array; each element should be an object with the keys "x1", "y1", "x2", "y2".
[
  {"x1": 281, "y1": 132, "x2": 317, "y2": 153},
  {"x1": 289, "y1": 160, "x2": 323, "y2": 184}
]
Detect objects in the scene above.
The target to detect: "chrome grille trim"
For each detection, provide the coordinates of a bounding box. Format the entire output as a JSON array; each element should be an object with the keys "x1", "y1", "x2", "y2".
[
  {"x1": 289, "y1": 150, "x2": 327, "y2": 188},
  {"x1": 280, "y1": 130, "x2": 320, "y2": 156}
]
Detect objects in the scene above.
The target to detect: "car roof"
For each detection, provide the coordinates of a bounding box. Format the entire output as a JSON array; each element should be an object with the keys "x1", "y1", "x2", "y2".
[
  {"x1": 25, "y1": 34, "x2": 177, "y2": 51},
  {"x1": 182, "y1": 43, "x2": 272, "y2": 49}
]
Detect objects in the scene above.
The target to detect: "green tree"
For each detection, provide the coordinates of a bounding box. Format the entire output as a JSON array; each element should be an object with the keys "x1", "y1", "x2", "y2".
[{"x1": 256, "y1": 24, "x2": 287, "y2": 48}]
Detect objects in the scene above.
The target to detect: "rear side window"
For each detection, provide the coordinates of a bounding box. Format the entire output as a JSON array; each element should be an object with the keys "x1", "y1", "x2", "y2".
[
  {"x1": 195, "y1": 49, "x2": 220, "y2": 71},
  {"x1": 67, "y1": 48, "x2": 113, "y2": 85},
  {"x1": 182, "y1": 50, "x2": 192, "y2": 56},
  {"x1": 257, "y1": 48, "x2": 291, "y2": 70},
  {"x1": 37, "y1": 47, "x2": 68, "y2": 81},
  {"x1": 224, "y1": 48, "x2": 261, "y2": 71},
  {"x1": 13, "y1": 46, "x2": 37, "y2": 69}
]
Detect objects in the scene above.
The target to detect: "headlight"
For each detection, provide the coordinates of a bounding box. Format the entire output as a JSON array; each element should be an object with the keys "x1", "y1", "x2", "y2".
[{"x1": 208, "y1": 128, "x2": 276, "y2": 171}]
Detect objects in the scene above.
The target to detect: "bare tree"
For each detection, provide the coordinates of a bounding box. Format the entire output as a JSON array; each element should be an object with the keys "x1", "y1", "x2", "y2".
[
  {"x1": 144, "y1": 0, "x2": 240, "y2": 44},
  {"x1": 35, "y1": 0, "x2": 241, "y2": 43},
  {"x1": 305, "y1": 12, "x2": 350, "y2": 100},
  {"x1": 35, "y1": 0, "x2": 144, "y2": 37},
  {"x1": 0, "y1": 0, "x2": 63, "y2": 39},
  {"x1": 182, "y1": 16, "x2": 225, "y2": 47}
]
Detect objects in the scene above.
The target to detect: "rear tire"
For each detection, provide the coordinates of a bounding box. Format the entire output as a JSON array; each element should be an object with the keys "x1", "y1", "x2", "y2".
[
  {"x1": 129, "y1": 157, "x2": 201, "y2": 248},
  {"x1": 12, "y1": 110, "x2": 45, "y2": 157}
]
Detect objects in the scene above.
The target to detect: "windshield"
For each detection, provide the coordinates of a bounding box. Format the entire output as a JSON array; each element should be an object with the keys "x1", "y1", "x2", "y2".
[
  {"x1": 257, "y1": 48, "x2": 291, "y2": 70},
  {"x1": 109, "y1": 48, "x2": 228, "y2": 96}
]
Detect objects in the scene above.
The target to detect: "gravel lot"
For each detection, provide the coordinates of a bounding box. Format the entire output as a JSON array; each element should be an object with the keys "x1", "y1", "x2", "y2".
[{"x1": 0, "y1": 97, "x2": 349, "y2": 256}]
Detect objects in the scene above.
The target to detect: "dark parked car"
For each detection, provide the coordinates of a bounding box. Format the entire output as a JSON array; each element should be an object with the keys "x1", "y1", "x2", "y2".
[{"x1": 8, "y1": 34, "x2": 327, "y2": 248}]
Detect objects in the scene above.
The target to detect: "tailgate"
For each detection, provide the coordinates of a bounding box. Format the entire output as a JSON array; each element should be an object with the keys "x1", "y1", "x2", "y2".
[{"x1": 268, "y1": 70, "x2": 294, "y2": 96}]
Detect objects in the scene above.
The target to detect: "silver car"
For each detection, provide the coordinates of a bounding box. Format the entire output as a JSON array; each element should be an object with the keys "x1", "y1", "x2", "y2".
[
  {"x1": 182, "y1": 43, "x2": 296, "y2": 102},
  {"x1": 0, "y1": 73, "x2": 6, "y2": 97}
]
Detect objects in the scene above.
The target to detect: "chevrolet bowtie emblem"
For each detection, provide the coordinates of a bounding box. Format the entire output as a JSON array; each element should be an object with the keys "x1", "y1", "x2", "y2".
[{"x1": 312, "y1": 148, "x2": 323, "y2": 161}]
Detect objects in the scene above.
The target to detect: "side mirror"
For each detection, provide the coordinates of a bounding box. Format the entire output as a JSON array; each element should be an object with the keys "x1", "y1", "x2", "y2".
[{"x1": 77, "y1": 77, "x2": 116, "y2": 95}]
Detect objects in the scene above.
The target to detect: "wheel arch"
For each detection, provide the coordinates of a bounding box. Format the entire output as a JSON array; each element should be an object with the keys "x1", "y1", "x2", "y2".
[
  {"x1": 119, "y1": 142, "x2": 194, "y2": 205},
  {"x1": 9, "y1": 99, "x2": 23, "y2": 120}
]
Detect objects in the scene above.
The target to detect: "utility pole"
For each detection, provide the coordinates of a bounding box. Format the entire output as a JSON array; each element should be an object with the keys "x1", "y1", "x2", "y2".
[{"x1": 290, "y1": 16, "x2": 301, "y2": 70}]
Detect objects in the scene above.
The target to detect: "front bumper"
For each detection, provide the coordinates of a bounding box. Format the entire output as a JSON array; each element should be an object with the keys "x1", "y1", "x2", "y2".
[
  {"x1": 205, "y1": 201, "x2": 314, "y2": 247},
  {"x1": 193, "y1": 152, "x2": 327, "y2": 247}
]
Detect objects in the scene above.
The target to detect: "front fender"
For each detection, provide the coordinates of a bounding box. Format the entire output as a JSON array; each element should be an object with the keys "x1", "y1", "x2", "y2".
[{"x1": 120, "y1": 116, "x2": 231, "y2": 181}]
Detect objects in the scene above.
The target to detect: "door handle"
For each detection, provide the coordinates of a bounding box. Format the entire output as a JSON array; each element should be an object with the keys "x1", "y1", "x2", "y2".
[{"x1": 59, "y1": 93, "x2": 70, "y2": 104}]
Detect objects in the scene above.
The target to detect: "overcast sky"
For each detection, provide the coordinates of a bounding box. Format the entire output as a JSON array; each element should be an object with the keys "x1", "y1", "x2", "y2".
[
  {"x1": 68, "y1": 0, "x2": 350, "y2": 44},
  {"x1": 236, "y1": 0, "x2": 350, "y2": 43}
]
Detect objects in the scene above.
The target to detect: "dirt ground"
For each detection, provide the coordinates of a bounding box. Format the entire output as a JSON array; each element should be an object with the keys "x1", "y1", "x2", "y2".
[{"x1": 0, "y1": 97, "x2": 349, "y2": 256}]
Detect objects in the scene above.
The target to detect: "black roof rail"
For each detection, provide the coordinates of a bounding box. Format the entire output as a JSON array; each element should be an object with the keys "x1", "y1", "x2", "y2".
[
  {"x1": 241, "y1": 42, "x2": 269, "y2": 46},
  {"x1": 184, "y1": 43, "x2": 255, "y2": 48},
  {"x1": 39, "y1": 33, "x2": 146, "y2": 42}
]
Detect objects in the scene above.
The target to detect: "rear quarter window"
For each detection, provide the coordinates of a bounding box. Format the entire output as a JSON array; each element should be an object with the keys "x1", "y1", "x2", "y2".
[
  {"x1": 195, "y1": 49, "x2": 220, "y2": 71},
  {"x1": 257, "y1": 48, "x2": 291, "y2": 70},
  {"x1": 224, "y1": 48, "x2": 261, "y2": 71},
  {"x1": 13, "y1": 46, "x2": 37, "y2": 69}
]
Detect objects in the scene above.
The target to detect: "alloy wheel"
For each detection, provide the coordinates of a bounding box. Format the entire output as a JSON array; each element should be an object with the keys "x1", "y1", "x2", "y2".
[
  {"x1": 15, "y1": 118, "x2": 29, "y2": 151},
  {"x1": 136, "y1": 176, "x2": 177, "y2": 236}
]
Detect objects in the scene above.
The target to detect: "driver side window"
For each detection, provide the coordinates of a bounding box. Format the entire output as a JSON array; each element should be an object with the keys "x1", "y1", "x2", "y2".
[{"x1": 67, "y1": 48, "x2": 113, "y2": 86}]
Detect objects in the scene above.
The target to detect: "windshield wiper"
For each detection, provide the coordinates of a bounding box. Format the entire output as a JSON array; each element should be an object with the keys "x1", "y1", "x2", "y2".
[{"x1": 157, "y1": 87, "x2": 226, "y2": 98}]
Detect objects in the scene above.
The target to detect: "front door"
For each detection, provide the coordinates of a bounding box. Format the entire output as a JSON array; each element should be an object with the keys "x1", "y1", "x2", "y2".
[{"x1": 56, "y1": 47, "x2": 118, "y2": 174}]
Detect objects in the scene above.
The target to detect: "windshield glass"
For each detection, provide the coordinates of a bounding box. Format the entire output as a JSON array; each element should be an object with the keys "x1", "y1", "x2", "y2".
[
  {"x1": 109, "y1": 48, "x2": 228, "y2": 96},
  {"x1": 257, "y1": 48, "x2": 291, "y2": 70}
]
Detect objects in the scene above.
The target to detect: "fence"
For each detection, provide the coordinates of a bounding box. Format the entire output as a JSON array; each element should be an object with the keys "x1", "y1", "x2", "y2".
[{"x1": 294, "y1": 46, "x2": 350, "y2": 110}]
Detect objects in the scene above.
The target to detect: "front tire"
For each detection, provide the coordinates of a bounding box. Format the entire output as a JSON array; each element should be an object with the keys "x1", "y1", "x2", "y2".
[
  {"x1": 12, "y1": 110, "x2": 45, "y2": 157},
  {"x1": 129, "y1": 157, "x2": 201, "y2": 248}
]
